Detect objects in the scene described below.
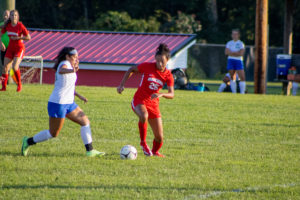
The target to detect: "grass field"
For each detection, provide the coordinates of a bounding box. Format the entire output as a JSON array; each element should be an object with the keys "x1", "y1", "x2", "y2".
[{"x1": 0, "y1": 84, "x2": 300, "y2": 199}]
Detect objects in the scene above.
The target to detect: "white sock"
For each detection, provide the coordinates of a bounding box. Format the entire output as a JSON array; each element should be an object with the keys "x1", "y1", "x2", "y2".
[
  {"x1": 33, "y1": 130, "x2": 53, "y2": 143},
  {"x1": 81, "y1": 124, "x2": 92, "y2": 145},
  {"x1": 292, "y1": 82, "x2": 298, "y2": 96},
  {"x1": 230, "y1": 80, "x2": 237, "y2": 93},
  {"x1": 239, "y1": 81, "x2": 246, "y2": 94},
  {"x1": 218, "y1": 83, "x2": 227, "y2": 92}
]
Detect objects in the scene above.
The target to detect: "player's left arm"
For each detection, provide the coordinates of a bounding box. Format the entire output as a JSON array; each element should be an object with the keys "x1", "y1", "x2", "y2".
[
  {"x1": 151, "y1": 86, "x2": 174, "y2": 100},
  {"x1": 75, "y1": 91, "x2": 88, "y2": 104},
  {"x1": 10, "y1": 25, "x2": 31, "y2": 41},
  {"x1": 229, "y1": 48, "x2": 245, "y2": 57}
]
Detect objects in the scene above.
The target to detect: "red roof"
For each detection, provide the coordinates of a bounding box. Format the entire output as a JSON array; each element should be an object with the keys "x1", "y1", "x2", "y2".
[{"x1": 24, "y1": 29, "x2": 196, "y2": 65}]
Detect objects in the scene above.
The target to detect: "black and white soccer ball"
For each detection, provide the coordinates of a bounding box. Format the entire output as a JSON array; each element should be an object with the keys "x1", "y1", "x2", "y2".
[{"x1": 120, "y1": 145, "x2": 137, "y2": 160}]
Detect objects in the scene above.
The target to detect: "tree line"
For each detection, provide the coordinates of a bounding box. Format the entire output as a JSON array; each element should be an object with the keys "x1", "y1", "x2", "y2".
[{"x1": 15, "y1": 0, "x2": 300, "y2": 52}]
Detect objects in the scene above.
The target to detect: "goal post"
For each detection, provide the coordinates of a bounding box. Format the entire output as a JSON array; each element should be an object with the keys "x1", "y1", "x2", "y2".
[{"x1": 20, "y1": 55, "x2": 43, "y2": 84}]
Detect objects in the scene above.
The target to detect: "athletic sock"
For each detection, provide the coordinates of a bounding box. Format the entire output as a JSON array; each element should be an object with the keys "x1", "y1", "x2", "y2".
[
  {"x1": 1, "y1": 74, "x2": 8, "y2": 90},
  {"x1": 230, "y1": 80, "x2": 237, "y2": 93},
  {"x1": 152, "y1": 139, "x2": 163, "y2": 154},
  {"x1": 239, "y1": 81, "x2": 246, "y2": 94},
  {"x1": 85, "y1": 143, "x2": 93, "y2": 151},
  {"x1": 32, "y1": 130, "x2": 53, "y2": 144},
  {"x1": 27, "y1": 137, "x2": 36, "y2": 145},
  {"x1": 14, "y1": 69, "x2": 21, "y2": 85},
  {"x1": 218, "y1": 83, "x2": 227, "y2": 92},
  {"x1": 292, "y1": 82, "x2": 298, "y2": 96},
  {"x1": 81, "y1": 124, "x2": 93, "y2": 151},
  {"x1": 138, "y1": 121, "x2": 147, "y2": 144}
]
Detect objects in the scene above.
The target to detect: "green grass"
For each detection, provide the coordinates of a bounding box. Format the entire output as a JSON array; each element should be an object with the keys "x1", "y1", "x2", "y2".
[{"x1": 1, "y1": 84, "x2": 300, "y2": 199}]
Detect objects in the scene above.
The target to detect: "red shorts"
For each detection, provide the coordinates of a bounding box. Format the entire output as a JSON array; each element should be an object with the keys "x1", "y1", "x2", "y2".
[
  {"x1": 5, "y1": 45, "x2": 25, "y2": 59},
  {"x1": 131, "y1": 98, "x2": 161, "y2": 119}
]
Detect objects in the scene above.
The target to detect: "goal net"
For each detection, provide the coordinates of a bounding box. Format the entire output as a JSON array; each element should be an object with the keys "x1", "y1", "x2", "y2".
[{"x1": 19, "y1": 56, "x2": 43, "y2": 84}]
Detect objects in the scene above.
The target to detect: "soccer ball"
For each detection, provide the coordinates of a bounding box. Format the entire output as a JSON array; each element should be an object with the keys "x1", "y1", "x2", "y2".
[{"x1": 120, "y1": 145, "x2": 137, "y2": 160}]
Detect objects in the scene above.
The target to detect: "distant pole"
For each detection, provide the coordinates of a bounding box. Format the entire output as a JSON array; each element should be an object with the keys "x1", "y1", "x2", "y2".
[
  {"x1": 0, "y1": 0, "x2": 15, "y2": 15},
  {"x1": 283, "y1": 0, "x2": 293, "y2": 54},
  {"x1": 282, "y1": 0, "x2": 294, "y2": 95},
  {"x1": 254, "y1": 0, "x2": 268, "y2": 94}
]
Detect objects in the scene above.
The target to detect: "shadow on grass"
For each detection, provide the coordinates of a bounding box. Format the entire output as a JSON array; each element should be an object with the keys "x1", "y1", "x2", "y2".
[
  {"x1": 0, "y1": 183, "x2": 202, "y2": 192},
  {"x1": 0, "y1": 150, "x2": 121, "y2": 160}
]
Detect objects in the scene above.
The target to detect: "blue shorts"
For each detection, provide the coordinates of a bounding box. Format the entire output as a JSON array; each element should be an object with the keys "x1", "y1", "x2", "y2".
[
  {"x1": 227, "y1": 58, "x2": 244, "y2": 70},
  {"x1": 47, "y1": 102, "x2": 78, "y2": 118}
]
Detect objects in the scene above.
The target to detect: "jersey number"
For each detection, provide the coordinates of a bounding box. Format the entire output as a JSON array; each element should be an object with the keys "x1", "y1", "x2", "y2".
[{"x1": 149, "y1": 82, "x2": 159, "y2": 90}]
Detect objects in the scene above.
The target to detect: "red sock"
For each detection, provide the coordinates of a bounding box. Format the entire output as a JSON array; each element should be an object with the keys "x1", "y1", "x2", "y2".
[
  {"x1": 1, "y1": 74, "x2": 8, "y2": 90},
  {"x1": 152, "y1": 139, "x2": 163, "y2": 154},
  {"x1": 14, "y1": 69, "x2": 21, "y2": 85},
  {"x1": 138, "y1": 121, "x2": 147, "y2": 144}
]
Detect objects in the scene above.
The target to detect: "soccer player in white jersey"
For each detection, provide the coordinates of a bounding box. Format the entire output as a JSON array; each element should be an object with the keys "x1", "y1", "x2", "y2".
[
  {"x1": 225, "y1": 29, "x2": 246, "y2": 94},
  {"x1": 21, "y1": 47, "x2": 105, "y2": 157}
]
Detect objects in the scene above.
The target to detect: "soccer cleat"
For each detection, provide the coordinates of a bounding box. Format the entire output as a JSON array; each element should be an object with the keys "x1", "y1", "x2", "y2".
[
  {"x1": 17, "y1": 84, "x2": 22, "y2": 92},
  {"x1": 21, "y1": 136, "x2": 30, "y2": 156},
  {"x1": 86, "y1": 149, "x2": 105, "y2": 157},
  {"x1": 153, "y1": 152, "x2": 165, "y2": 157},
  {"x1": 0, "y1": 88, "x2": 6, "y2": 91},
  {"x1": 140, "y1": 143, "x2": 153, "y2": 156}
]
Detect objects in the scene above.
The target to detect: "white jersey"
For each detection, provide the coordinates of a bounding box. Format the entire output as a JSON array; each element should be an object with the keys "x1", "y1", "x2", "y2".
[
  {"x1": 48, "y1": 60, "x2": 77, "y2": 104},
  {"x1": 226, "y1": 40, "x2": 245, "y2": 61}
]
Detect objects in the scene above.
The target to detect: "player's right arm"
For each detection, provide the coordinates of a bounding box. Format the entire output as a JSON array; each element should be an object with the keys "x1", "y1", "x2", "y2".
[
  {"x1": 117, "y1": 65, "x2": 139, "y2": 94},
  {"x1": 225, "y1": 47, "x2": 230, "y2": 56}
]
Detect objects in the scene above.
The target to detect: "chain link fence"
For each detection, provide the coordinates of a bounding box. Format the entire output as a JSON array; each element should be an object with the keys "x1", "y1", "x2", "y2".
[{"x1": 187, "y1": 43, "x2": 284, "y2": 81}]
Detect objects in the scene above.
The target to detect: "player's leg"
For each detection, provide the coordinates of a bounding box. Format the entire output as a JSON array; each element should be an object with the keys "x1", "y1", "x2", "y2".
[
  {"x1": 11, "y1": 55, "x2": 23, "y2": 92},
  {"x1": 148, "y1": 117, "x2": 165, "y2": 157},
  {"x1": 132, "y1": 103, "x2": 152, "y2": 156},
  {"x1": 0, "y1": 57, "x2": 12, "y2": 91},
  {"x1": 218, "y1": 82, "x2": 227, "y2": 92},
  {"x1": 21, "y1": 102, "x2": 67, "y2": 156},
  {"x1": 21, "y1": 117, "x2": 64, "y2": 156},
  {"x1": 236, "y1": 69, "x2": 246, "y2": 94},
  {"x1": 292, "y1": 82, "x2": 298, "y2": 96},
  {"x1": 66, "y1": 105, "x2": 105, "y2": 157},
  {"x1": 229, "y1": 70, "x2": 237, "y2": 93},
  {"x1": 218, "y1": 76, "x2": 230, "y2": 92}
]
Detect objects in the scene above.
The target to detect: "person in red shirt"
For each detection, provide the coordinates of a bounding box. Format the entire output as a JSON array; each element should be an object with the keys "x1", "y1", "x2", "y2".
[
  {"x1": 0, "y1": 10, "x2": 31, "y2": 92},
  {"x1": 117, "y1": 43, "x2": 174, "y2": 157}
]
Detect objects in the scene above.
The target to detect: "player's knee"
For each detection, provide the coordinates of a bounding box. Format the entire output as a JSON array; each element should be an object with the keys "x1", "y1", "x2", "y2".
[
  {"x1": 139, "y1": 113, "x2": 148, "y2": 123},
  {"x1": 82, "y1": 117, "x2": 90, "y2": 126}
]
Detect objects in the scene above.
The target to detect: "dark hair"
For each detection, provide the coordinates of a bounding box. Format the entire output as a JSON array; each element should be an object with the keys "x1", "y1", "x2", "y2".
[
  {"x1": 3, "y1": 10, "x2": 19, "y2": 29},
  {"x1": 53, "y1": 47, "x2": 76, "y2": 70},
  {"x1": 155, "y1": 43, "x2": 170, "y2": 59},
  {"x1": 232, "y1": 28, "x2": 240, "y2": 34}
]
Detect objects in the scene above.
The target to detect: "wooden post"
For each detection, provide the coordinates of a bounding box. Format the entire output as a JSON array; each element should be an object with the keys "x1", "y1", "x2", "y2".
[
  {"x1": 254, "y1": 0, "x2": 268, "y2": 94},
  {"x1": 0, "y1": 0, "x2": 15, "y2": 14},
  {"x1": 282, "y1": 0, "x2": 294, "y2": 95},
  {"x1": 283, "y1": 0, "x2": 293, "y2": 54}
]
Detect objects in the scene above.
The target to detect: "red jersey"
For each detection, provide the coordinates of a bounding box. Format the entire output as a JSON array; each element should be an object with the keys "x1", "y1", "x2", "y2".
[
  {"x1": 1, "y1": 22, "x2": 29, "y2": 48},
  {"x1": 134, "y1": 62, "x2": 174, "y2": 103}
]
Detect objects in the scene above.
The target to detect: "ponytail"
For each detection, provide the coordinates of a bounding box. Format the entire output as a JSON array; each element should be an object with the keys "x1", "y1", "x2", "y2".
[
  {"x1": 53, "y1": 47, "x2": 77, "y2": 71},
  {"x1": 155, "y1": 43, "x2": 170, "y2": 59}
]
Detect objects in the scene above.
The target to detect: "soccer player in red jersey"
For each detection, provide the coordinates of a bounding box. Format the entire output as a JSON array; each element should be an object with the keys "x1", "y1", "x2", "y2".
[
  {"x1": 0, "y1": 10, "x2": 31, "y2": 92},
  {"x1": 117, "y1": 43, "x2": 174, "y2": 157}
]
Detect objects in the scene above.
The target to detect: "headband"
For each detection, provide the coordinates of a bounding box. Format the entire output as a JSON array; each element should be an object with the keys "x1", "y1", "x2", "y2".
[{"x1": 69, "y1": 49, "x2": 78, "y2": 55}]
